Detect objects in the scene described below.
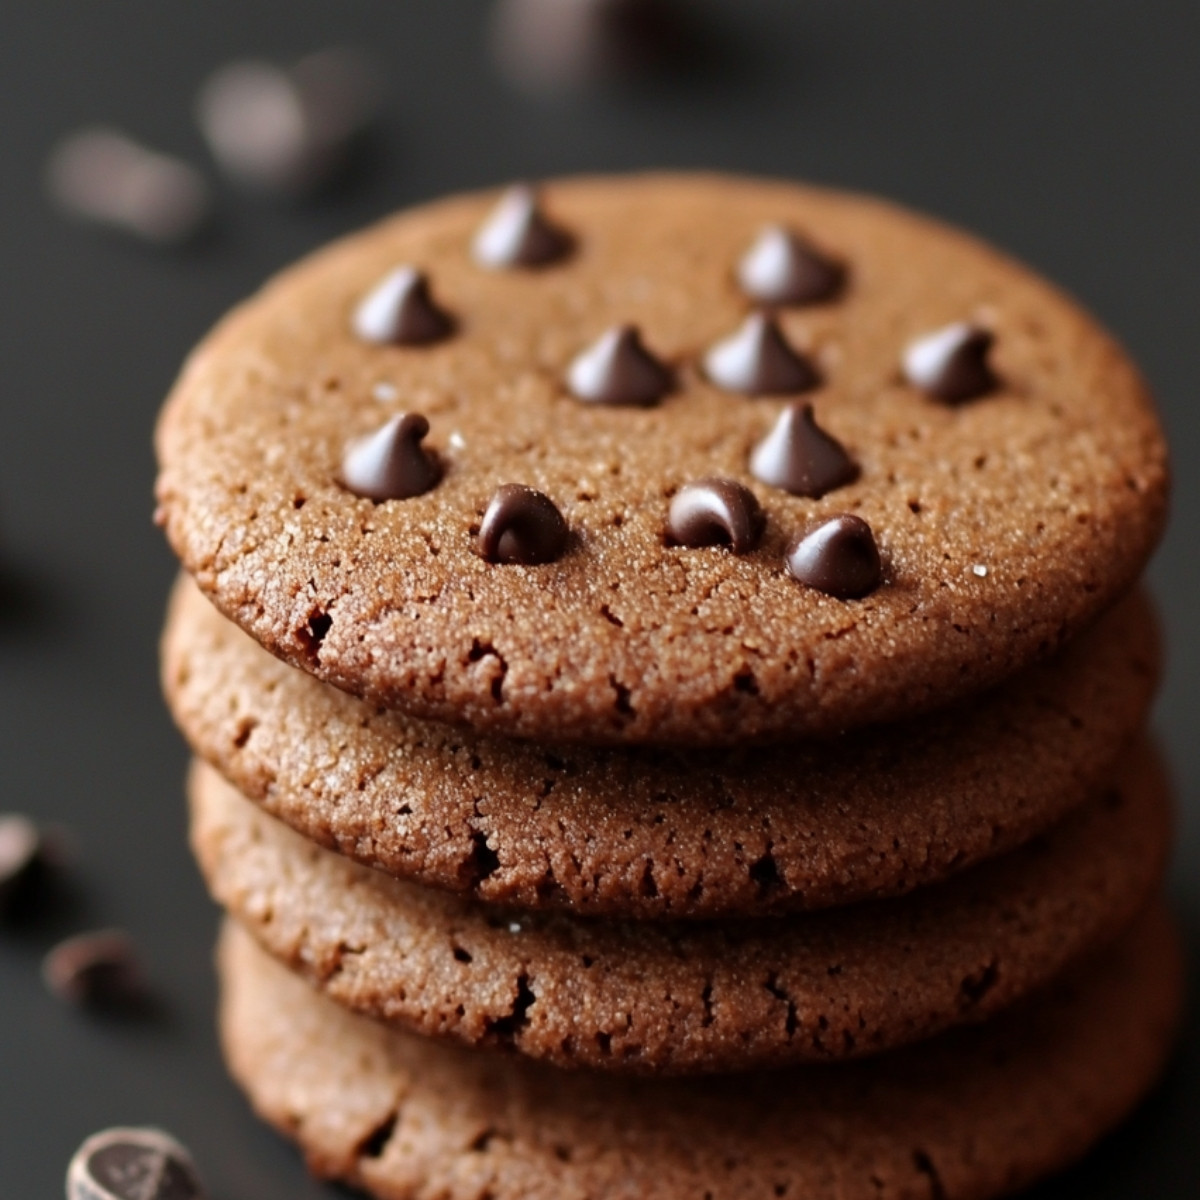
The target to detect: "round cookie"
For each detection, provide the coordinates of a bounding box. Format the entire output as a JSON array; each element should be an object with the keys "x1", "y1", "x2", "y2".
[
  {"x1": 164, "y1": 575, "x2": 1160, "y2": 918},
  {"x1": 217, "y1": 907, "x2": 1182, "y2": 1200},
  {"x1": 194, "y1": 748, "x2": 1168, "y2": 1075},
  {"x1": 155, "y1": 173, "x2": 1169, "y2": 745}
]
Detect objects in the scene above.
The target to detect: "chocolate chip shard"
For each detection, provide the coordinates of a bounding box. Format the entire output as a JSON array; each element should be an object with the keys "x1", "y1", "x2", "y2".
[
  {"x1": 339, "y1": 414, "x2": 441, "y2": 501},
  {"x1": 0, "y1": 814, "x2": 44, "y2": 920},
  {"x1": 479, "y1": 485, "x2": 569, "y2": 564},
  {"x1": 67, "y1": 1127, "x2": 204, "y2": 1200},
  {"x1": 738, "y1": 225, "x2": 844, "y2": 306},
  {"x1": 353, "y1": 267, "x2": 454, "y2": 345},
  {"x1": 473, "y1": 184, "x2": 572, "y2": 269},
  {"x1": 43, "y1": 930, "x2": 150, "y2": 1014},
  {"x1": 45, "y1": 128, "x2": 211, "y2": 246},
  {"x1": 786, "y1": 515, "x2": 882, "y2": 600},
  {"x1": 903, "y1": 321, "x2": 997, "y2": 403},
  {"x1": 567, "y1": 325, "x2": 672, "y2": 406},
  {"x1": 751, "y1": 403, "x2": 857, "y2": 498},
  {"x1": 667, "y1": 479, "x2": 765, "y2": 553},
  {"x1": 704, "y1": 312, "x2": 820, "y2": 396}
]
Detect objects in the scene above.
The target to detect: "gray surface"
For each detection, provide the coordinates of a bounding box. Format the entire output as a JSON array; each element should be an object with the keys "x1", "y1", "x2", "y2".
[{"x1": 0, "y1": 2, "x2": 1197, "y2": 1196}]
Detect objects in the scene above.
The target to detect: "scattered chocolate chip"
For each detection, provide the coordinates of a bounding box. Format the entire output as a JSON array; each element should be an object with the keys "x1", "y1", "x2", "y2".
[
  {"x1": 0, "y1": 814, "x2": 44, "y2": 920},
  {"x1": 479, "y1": 485, "x2": 569, "y2": 564},
  {"x1": 903, "y1": 321, "x2": 997, "y2": 403},
  {"x1": 339, "y1": 414, "x2": 441, "y2": 501},
  {"x1": 738, "y1": 225, "x2": 844, "y2": 306},
  {"x1": 704, "y1": 312, "x2": 820, "y2": 395},
  {"x1": 354, "y1": 267, "x2": 454, "y2": 346},
  {"x1": 196, "y1": 50, "x2": 382, "y2": 198},
  {"x1": 786, "y1": 515, "x2": 882, "y2": 600},
  {"x1": 67, "y1": 1127, "x2": 204, "y2": 1200},
  {"x1": 667, "y1": 479, "x2": 765, "y2": 553},
  {"x1": 751, "y1": 403, "x2": 858, "y2": 498},
  {"x1": 473, "y1": 184, "x2": 572, "y2": 269},
  {"x1": 291, "y1": 47, "x2": 384, "y2": 152},
  {"x1": 491, "y1": 0, "x2": 679, "y2": 94},
  {"x1": 43, "y1": 930, "x2": 150, "y2": 1014},
  {"x1": 567, "y1": 325, "x2": 672, "y2": 406},
  {"x1": 45, "y1": 128, "x2": 211, "y2": 246}
]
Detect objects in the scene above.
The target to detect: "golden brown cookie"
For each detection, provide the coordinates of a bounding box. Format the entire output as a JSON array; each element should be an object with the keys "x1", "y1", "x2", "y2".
[
  {"x1": 191, "y1": 743, "x2": 1169, "y2": 1075},
  {"x1": 164, "y1": 575, "x2": 1160, "y2": 918},
  {"x1": 154, "y1": 174, "x2": 1168, "y2": 745},
  {"x1": 216, "y1": 906, "x2": 1182, "y2": 1200}
]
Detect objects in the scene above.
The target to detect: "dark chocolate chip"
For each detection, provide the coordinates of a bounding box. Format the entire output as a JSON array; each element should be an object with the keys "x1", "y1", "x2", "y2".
[
  {"x1": 67, "y1": 1127, "x2": 204, "y2": 1200},
  {"x1": 704, "y1": 312, "x2": 820, "y2": 395},
  {"x1": 43, "y1": 930, "x2": 150, "y2": 1013},
  {"x1": 197, "y1": 51, "x2": 382, "y2": 198},
  {"x1": 339, "y1": 414, "x2": 441, "y2": 501},
  {"x1": 738, "y1": 225, "x2": 844, "y2": 306},
  {"x1": 0, "y1": 814, "x2": 43, "y2": 920},
  {"x1": 479, "y1": 485, "x2": 569, "y2": 564},
  {"x1": 473, "y1": 184, "x2": 572, "y2": 269},
  {"x1": 45, "y1": 129, "x2": 211, "y2": 246},
  {"x1": 751, "y1": 403, "x2": 858, "y2": 498},
  {"x1": 567, "y1": 324, "x2": 672, "y2": 406},
  {"x1": 903, "y1": 321, "x2": 997, "y2": 403},
  {"x1": 667, "y1": 479, "x2": 765, "y2": 554},
  {"x1": 786, "y1": 515, "x2": 882, "y2": 600},
  {"x1": 491, "y1": 0, "x2": 678, "y2": 94},
  {"x1": 353, "y1": 267, "x2": 454, "y2": 346}
]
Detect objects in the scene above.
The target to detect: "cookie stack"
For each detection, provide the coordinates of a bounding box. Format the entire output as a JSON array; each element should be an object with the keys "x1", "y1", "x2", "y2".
[{"x1": 156, "y1": 175, "x2": 1180, "y2": 1200}]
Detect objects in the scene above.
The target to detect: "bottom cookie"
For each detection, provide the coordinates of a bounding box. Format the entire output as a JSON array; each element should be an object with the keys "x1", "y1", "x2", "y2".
[{"x1": 218, "y1": 906, "x2": 1181, "y2": 1200}]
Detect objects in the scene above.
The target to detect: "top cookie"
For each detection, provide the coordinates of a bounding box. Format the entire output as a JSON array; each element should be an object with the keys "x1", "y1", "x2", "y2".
[{"x1": 155, "y1": 174, "x2": 1168, "y2": 744}]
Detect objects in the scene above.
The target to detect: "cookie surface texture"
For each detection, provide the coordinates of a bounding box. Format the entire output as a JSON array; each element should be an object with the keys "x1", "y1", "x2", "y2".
[
  {"x1": 154, "y1": 173, "x2": 1168, "y2": 744},
  {"x1": 163, "y1": 576, "x2": 1159, "y2": 917},
  {"x1": 193, "y1": 745, "x2": 1169, "y2": 1074},
  {"x1": 217, "y1": 908, "x2": 1182, "y2": 1200}
]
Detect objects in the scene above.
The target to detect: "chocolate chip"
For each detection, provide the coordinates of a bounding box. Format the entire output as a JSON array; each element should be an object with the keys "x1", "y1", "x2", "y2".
[
  {"x1": 667, "y1": 479, "x2": 765, "y2": 553},
  {"x1": 67, "y1": 1127, "x2": 204, "y2": 1200},
  {"x1": 738, "y1": 225, "x2": 844, "y2": 306},
  {"x1": 339, "y1": 414, "x2": 441, "y2": 501},
  {"x1": 786, "y1": 515, "x2": 882, "y2": 599},
  {"x1": 43, "y1": 930, "x2": 150, "y2": 1014},
  {"x1": 196, "y1": 50, "x2": 382, "y2": 198},
  {"x1": 704, "y1": 312, "x2": 820, "y2": 395},
  {"x1": 491, "y1": 0, "x2": 678, "y2": 94},
  {"x1": 45, "y1": 128, "x2": 211, "y2": 246},
  {"x1": 473, "y1": 184, "x2": 572, "y2": 269},
  {"x1": 751, "y1": 403, "x2": 857, "y2": 498},
  {"x1": 479, "y1": 485, "x2": 569, "y2": 564},
  {"x1": 903, "y1": 321, "x2": 997, "y2": 403},
  {"x1": 354, "y1": 267, "x2": 454, "y2": 345},
  {"x1": 0, "y1": 814, "x2": 43, "y2": 920},
  {"x1": 567, "y1": 325, "x2": 672, "y2": 406}
]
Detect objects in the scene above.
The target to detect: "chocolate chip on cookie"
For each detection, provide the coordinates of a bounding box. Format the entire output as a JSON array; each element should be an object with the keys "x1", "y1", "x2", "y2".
[
  {"x1": 479, "y1": 485, "x2": 569, "y2": 564},
  {"x1": 738, "y1": 224, "x2": 844, "y2": 306},
  {"x1": 786, "y1": 514, "x2": 882, "y2": 600},
  {"x1": 904, "y1": 320, "x2": 997, "y2": 403},
  {"x1": 567, "y1": 324, "x2": 672, "y2": 406},
  {"x1": 703, "y1": 311, "x2": 820, "y2": 395},
  {"x1": 666, "y1": 478, "x2": 764, "y2": 553},
  {"x1": 353, "y1": 266, "x2": 454, "y2": 345},
  {"x1": 750, "y1": 403, "x2": 857, "y2": 497},
  {"x1": 338, "y1": 414, "x2": 441, "y2": 501},
  {"x1": 473, "y1": 184, "x2": 572, "y2": 269}
]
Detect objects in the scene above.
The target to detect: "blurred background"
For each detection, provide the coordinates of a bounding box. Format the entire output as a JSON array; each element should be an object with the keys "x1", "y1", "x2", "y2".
[{"x1": 1, "y1": 3, "x2": 1198, "y2": 1196}]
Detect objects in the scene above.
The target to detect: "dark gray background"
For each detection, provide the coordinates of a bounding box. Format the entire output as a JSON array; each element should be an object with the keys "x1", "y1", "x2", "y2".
[{"x1": 1, "y1": 2, "x2": 1197, "y2": 1196}]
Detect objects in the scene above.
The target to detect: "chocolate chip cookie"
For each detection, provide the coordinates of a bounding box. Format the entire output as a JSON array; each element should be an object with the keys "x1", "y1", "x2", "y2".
[{"x1": 155, "y1": 174, "x2": 1168, "y2": 744}]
